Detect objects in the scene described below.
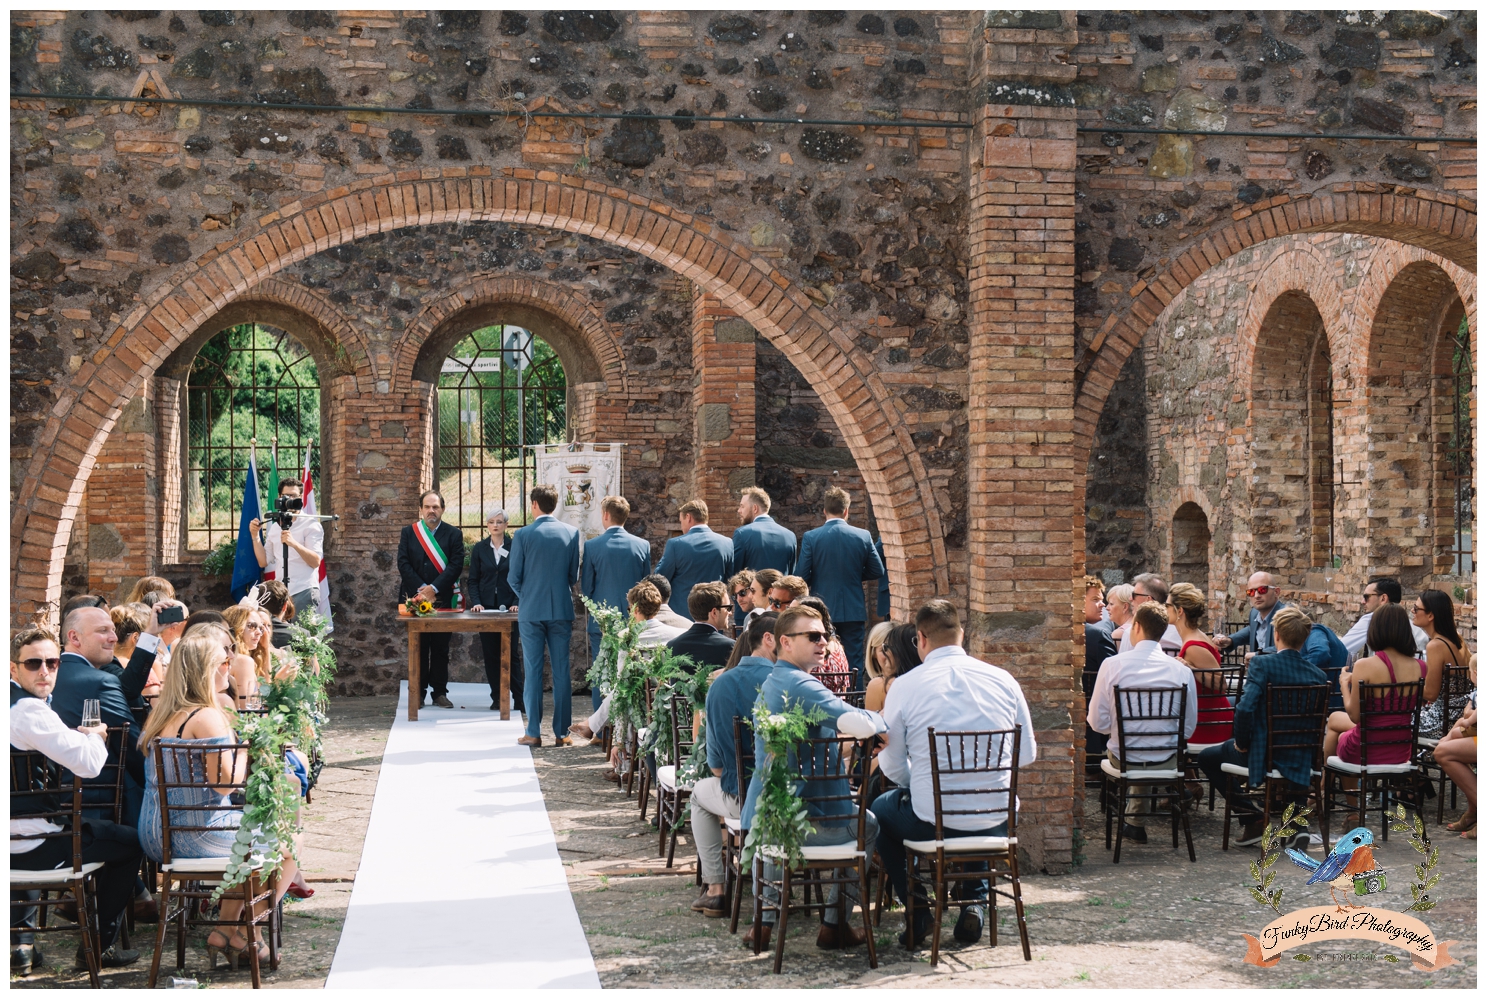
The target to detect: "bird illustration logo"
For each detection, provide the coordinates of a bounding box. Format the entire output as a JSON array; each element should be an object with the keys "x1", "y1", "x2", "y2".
[{"x1": 1287, "y1": 827, "x2": 1384, "y2": 912}]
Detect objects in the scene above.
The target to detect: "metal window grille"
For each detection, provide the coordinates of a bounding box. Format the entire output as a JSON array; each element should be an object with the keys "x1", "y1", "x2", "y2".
[
  {"x1": 1446, "y1": 317, "x2": 1474, "y2": 576},
  {"x1": 185, "y1": 324, "x2": 320, "y2": 551},
  {"x1": 1313, "y1": 351, "x2": 1336, "y2": 568},
  {"x1": 436, "y1": 325, "x2": 567, "y2": 535}
]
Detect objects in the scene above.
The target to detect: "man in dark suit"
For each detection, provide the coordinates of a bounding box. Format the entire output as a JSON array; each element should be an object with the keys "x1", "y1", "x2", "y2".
[
  {"x1": 52, "y1": 605, "x2": 144, "y2": 824},
  {"x1": 795, "y1": 486, "x2": 885, "y2": 688},
  {"x1": 397, "y1": 489, "x2": 466, "y2": 709},
  {"x1": 731, "y1": 487, "x2": 797, "y2": 575},
  {"x1": 1081, "y1": 576, "x2": 1118, "y2": 777},
  {"x1": 655, "y1": 499, "x2": 734, "y2": 618},
  {"x1": 580, "y1": 495, "x2": 652, "y2": 709},
  {"x1": 665, "y1": 582, "x2": 736, "y2": 672},
  {"x1": 874, "y1": 537, "x2": 890, "y2": 620},
  {"x1": 467, "y1": 508, "x2": 523, "y2": 712},
  {"x1": 508, "y1": 484, "x2": 581, "y2": 747}
]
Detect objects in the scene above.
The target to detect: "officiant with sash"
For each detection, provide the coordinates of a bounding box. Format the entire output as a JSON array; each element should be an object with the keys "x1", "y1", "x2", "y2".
[
  {"x1": 397, "y1": 489, "x2": 465, "y2": 709},
  {"x1": 467, "y1": 507, "x2": 523, "y2": 713}
]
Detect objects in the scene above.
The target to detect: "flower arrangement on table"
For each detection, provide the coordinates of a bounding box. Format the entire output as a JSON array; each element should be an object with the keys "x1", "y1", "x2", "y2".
[
  {"x1": 741, "y1": 698, "x2": 828, "y2": 869},
  {"x1": 400, "y1": 596, "x2": 436, "y2": 617},
  {"x1": 215, "y1": 608, "x2": 338, "y2": 899}
]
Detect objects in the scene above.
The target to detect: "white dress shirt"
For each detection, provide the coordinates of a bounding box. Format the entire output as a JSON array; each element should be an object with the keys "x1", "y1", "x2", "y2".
[
  {"x1": 587, "y1": 617, "x2": 689, "y2": 730},
  {"x1": 1118, "y1": 622, "x2": 1182, "y2": 655},
  {"x1": 1340, "y1": 612, "x2": 1429, "y2": 658},
  {"x1": 878, "y1": 646, "x2": 1037, "y2": 830},
  {"x1": 1088, "y1": 640, "x2": 1199, "y2": 763},
  {"x1": 265, "y1": 514, "x2": 325, "y2": 596},
  {"x1": 9, "y1": 692, "x2": 108, "y2": 853}
]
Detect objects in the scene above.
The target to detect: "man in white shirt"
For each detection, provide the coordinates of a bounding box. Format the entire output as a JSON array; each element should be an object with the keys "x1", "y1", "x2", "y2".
[
  {"x1": 1339, "y1": 577, "x2": 1428, "y2": 658},
  {"x1": 1088, "y1": 603, "x2": 1198, "y2": 845},
  {"x1": 1117, "y1": 572, "x2": 1182, "y2": 654},
  {"x1": 871, "y1": 600, "x2": 1037, "y2": 950},
  {"x1": 250, "y1": 478, "x2": 325, "y2": 616},
  {"x1": 571, "y1": 580, "x2": 685, "y2": 743},
  {"x1": 10, "y1": 628, "x2": 142, "y2": 971}
]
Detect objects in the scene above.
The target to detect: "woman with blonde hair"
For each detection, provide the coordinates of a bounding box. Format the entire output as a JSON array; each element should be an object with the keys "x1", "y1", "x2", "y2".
[
  {"x1": 219, "y1": 606, "x2": 266, "y2": 707},
  {"x1": 137, "y1": 632, "x2": 300, "y2": 969},
  {"x1": 125, "y1": 576, "x2": 176, "y2": 606},
  {"x1": 1105, "y1": 583, "x2": 1135, "y2": 646},
  {"x1": 863, "y1": 621, "x2": 894, "y2": 683}
]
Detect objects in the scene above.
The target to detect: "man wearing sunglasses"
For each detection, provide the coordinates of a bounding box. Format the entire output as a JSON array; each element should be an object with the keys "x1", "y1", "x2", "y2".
[
  {"x1": 1337, "y1": 577, "x2": 1428, "y2": 658},
  {"x1": 10, "y1": 627, "x2": 143, "y2": 972},
  {"x1": 738, "y1": 605, "x2": 886, "y2": 952},
  {"x1": 1215, "y1": 571, "x2": 1291, "y2": 660}
]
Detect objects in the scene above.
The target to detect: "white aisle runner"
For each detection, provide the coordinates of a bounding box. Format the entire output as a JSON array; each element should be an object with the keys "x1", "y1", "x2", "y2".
[{"x1": 326, "y1": 682, "x2": 600, "y2": 989}]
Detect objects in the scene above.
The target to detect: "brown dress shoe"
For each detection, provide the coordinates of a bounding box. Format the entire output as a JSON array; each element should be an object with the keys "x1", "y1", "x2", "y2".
[
  {"x1": 603, "y1": 769, "x2": 622, "y2": 783},
  {"x1": 571, "y1": 722, "x2": 594, "y2": 740},
  {"x1": 517, "y1": 735, "x2": 542, "y2": 748},
  {"x1": 742, "y1": 923, "x2": 772, "y2": 951},
  {"x1": 553, "y1": 736, "x2": 574, "y2": 747}
]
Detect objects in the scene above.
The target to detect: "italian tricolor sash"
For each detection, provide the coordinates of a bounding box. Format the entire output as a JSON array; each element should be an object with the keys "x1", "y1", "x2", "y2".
[{"x1": 414, "y1": 520, "x2": 447, "y2": 572}]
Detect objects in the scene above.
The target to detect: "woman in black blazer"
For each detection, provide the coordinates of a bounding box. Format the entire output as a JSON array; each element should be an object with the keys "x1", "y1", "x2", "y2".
[{"x1": 467, "y1": 510, "x2": 523, "y2": 711}]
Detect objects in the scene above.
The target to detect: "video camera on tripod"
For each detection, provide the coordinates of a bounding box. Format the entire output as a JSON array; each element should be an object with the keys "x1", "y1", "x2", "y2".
[{"x1": 263, "y1": 494, "x2": 306, "y2": 529}]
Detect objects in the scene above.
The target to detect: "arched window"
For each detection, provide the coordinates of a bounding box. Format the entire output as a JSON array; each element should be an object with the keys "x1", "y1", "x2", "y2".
[
  {"x1": 1171, "y1": 502, "x2": 1211, "y2": 596},
  {"x1": 1308, "y1": 341, "x2": 1335, "y2": 568},
  {"x1": 185, "y1": 324, "x2": 321, "y2": 551},
  {"x1": 437, "y1": 325, "x2": 567, "y2": 533}
]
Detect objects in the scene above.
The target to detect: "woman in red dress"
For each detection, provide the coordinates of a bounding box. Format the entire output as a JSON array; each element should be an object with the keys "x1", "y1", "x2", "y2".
[{"x1": 1167, "y1": 582, "x2": 1232, "y2": 747}]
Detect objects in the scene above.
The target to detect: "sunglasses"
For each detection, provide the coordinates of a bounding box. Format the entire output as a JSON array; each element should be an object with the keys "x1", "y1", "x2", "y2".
[
  {"x1": 785, "y1": 630, "x2": 828, "y2": 644},
  {"x1": 16, "y1": 657, "x2": 60, "y2": 673},
  {"x1": 768, "y1": 597, "x2": 789, "y2": 608},
  {"x1": 1246, "y1": 586, "x2": 1273, "y2": 597}
]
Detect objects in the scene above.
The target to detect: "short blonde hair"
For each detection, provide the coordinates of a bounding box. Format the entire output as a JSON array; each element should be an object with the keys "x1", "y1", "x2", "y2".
[
  {"x1": 740, "y1": 486, "x2": 771, "y2": 513},
  {"x1": 774, "y1": 575, "x2": 809, "y2": 599},
  {"x1": 1106, "y1": 583, "x2": 1134, "y2": 609},
  {"x1": 1272, "y1": 606, "x2": 1312, "y2": 651},
  {"x1": 679, "y1": 499, "x2": 708, "y2": 523},
  {"x1": 864, "y1": 621, "x2": 894, "y2": 681}
]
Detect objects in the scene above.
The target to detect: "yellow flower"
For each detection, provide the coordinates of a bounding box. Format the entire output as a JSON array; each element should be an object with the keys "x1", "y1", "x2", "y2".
[{"x1": 416, "y1": 599, "x2": 434, "y2": 614}]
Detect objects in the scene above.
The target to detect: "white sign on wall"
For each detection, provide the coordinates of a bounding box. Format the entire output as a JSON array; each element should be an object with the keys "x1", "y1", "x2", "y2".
[{"x1": 531, "y1": 443, "x2": 624, "y2": 540}]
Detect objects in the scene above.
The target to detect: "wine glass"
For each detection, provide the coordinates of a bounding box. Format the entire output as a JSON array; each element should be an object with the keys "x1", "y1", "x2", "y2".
[
  {"x1": 81, "y1": 698, "x2": 101, "y2": 729},
  {"x1": 245, "y1": 692, "x2": 263, "y2": 712}
]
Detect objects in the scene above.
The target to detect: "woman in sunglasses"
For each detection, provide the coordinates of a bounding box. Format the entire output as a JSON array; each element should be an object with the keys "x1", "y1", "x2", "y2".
[{"x1": 1413, "y1": 589, "x2": 1467, "y2": 743}]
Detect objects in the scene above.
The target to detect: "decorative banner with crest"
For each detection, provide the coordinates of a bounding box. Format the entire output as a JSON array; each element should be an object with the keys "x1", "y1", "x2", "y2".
[{"x1": 530, "y1": 443, "x2": 623, "y2": 540}]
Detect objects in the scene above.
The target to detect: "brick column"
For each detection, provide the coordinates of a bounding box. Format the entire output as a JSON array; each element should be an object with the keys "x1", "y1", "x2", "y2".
[
  {"x1": 690, "y1": 289, "x2": 757, "y2": 518},
  {"x1": 85, "y1": 380, "x2": 160, "y2": 601},
  {"x1": 967, "y1": 12, "x2": 1081, "y2": 872}
]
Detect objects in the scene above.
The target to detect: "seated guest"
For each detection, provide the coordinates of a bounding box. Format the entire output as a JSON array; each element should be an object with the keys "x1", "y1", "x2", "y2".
[
  {"x1": 1197, "y1": 607, "x2": 1330, "y2": 848},
  {"x1": 256, "y1": 580, "x2": 300, "y2": 656},
  {"x1": 1120, "y1": 573, "x2": 1182, "y2": 654},
  {"x1": 137, "y1": 633, "x2": 300, "y2": 968},
  {"x1": 863, "y1": 622, "x2": 894, "y2": 691},
  {"x1": 1167, "y1": 582, "x2": 1231, "y2": 748},
  {"x1": 1324, "y1": 603, "x2": 1424, "y2": 762},
  {"x1": 871, "y1": 600, "x2": 1037, "y2": 949},
  {"x1": 1083, "y1": 577, "x2": 1118, "y2": 774},
  {"x1": 767, "y1": 574, "x2": 809, "y2": 612},
  {"x1": 1340, "y1": 576, "x2": 1429, "y2": 658},
  {"x1": 106, "y1": 604, "x2": 151, "y2": 712},
  {"x1": 53, "y1": 605, "x2": 145, "y2": 821},
  {"x1": 864, "y1": 622, "x2": 922, "y2": 712},
  {"x1": 125, "y1": 576, "x2": 175, "y2": 606},
  {"x1": 11, "y1": 627, "x2": 142, "y2": 971},
  {"x1": 1433, "y1": 656, "x2": 1476, "y2": 838},
  {"x1": 61, "y1": 593, "x2": 110, "y2": 616},
  {"x1": 1215, "y1": 571, "x2": 1291, "y2": 660},
  {"x1": 1299, "y1": 616, "x2": 1351, "y2": 712},
  {"x1": 116, "y1": 598, "x2": 188, "y2": 704},
  {"x1": 739, "y1": 606, "x2": 887, "y2": 951},
  {"x1": 1414, "y1": 589, "x2": 1468, "y2": 740},
  {"x1": 688, "y1": 612, "x2": 779, "y2": 918},
  {"x1": 569, "y1": 581, "x2": 684, "y2": 742},
  {"x1": 221, "y1": 605, "x2": 268, "y2": 706},
  {"x1": 728, "y1": 570, "x2": 756, "y2": 630},
  {"x1": 644, "y1": 574, "x2": 694, "y2": 633},
  {"x1": 797, "y1": 596, "x2": 853, "y2": 693},
  {"x1": 665, "y1": 582, "x2": 736, "y2": 673},
  {"x1": 1088, "y1": 603, "x2": 1198, "y2": 845},
  {"x1": 1105, "y1": 583, "x2": 1134, "y2": 648},
  {"x1": 748, "y1": 569, "x2": 782, "y2": 623}
]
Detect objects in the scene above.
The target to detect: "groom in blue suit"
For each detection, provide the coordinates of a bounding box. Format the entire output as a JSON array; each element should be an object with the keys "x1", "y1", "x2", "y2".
[
  {"x1": 580, "y1": 495, "x2": 652, "y2": 709},
  {"x1": 508, "y1": 484, "x2": 581, "y2": 747},
  {"x1": 654, "y1": 499, "x2": 734, "y2": 618},
  {"x1": 797, "y1": 486, "x2": 885, "y2": 689}
]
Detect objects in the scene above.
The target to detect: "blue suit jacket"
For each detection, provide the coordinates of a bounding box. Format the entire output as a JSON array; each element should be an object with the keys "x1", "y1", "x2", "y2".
[
  {"x1": 581, "y1": 526, "x2": 652, "y2": 630},
  {"x1": 655, "y1": 525, "x2": 734, "y2": 617},
  {"x1": 731, "y1": 514, "x2": 797, "y2": 574},
  {"x1": 1231, "y1": 648, "x2": 1330, "y2": 787},
  {"x1": 52, "y1": 652, "x2": 145, "y2": 808},
  {"x1": 1223, "y1": 602, "x2": 1292, "y2": 655},
  {"x1": 1300, "y1": 623, "x2": 1351, "y2": 712},
  {"x1": 507, "y1": 515, "x2": 581, "y2": 623},
  {"x1": 796, "y1": 518, "x2": 885, "y2": 624}
]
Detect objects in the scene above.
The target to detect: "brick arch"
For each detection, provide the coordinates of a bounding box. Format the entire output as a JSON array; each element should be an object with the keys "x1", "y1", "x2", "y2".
[
  {"x1": 1232, "y1": 244, "x2": 1347, "y2": 393},
  {"x1": 11, "y1": 176, "x2": 948, "y2": 621},
  {"x1": 1166, "y1": 488, "x2": 1214, "y2": 598},
  {"x1": 1076, "y1": 190, "x2": 1477, "y2": 451},
  {"x1": 395, "y1": 274, "x2": 627, "y2": 393}
]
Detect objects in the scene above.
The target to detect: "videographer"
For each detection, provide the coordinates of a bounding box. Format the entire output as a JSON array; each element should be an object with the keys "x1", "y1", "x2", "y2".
[{"x1": 249, "y1": 479, "x2": 324, "y2": 617}]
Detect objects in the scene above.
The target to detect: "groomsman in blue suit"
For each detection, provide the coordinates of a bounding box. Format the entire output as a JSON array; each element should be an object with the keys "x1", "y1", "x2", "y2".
[
  {"x1": 731, "y1": 486, "x2": 797, "y2": 574},
  {"x1": 508, "y1": 484, "x2": 581, "y2": 747},
  {"x1": 655, "y1": 499, "x2": 734, "y2": 619},
  {"x1": 580, "y1": 495, "x2": 652, "y2": 709},
  {"x1": 796, "y1": 486, "x2": 885, "y2": 688}
]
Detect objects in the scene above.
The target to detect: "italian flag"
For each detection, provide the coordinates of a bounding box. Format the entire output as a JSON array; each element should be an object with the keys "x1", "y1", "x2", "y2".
[{"x1": 302, "y1": 442, "x2": 334, "y2": 631}]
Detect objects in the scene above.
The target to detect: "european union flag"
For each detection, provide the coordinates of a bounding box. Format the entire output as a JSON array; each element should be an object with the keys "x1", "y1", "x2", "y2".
[{"x1": 230, "y1": 451, "x2": 264, "y2": 602}]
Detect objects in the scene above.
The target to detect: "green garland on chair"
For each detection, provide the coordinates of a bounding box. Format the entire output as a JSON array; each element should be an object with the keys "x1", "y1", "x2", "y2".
[
  {"x1": 740, "y1": 698, "x2": 828, "y2": 870},
  {"x1": 639, "y1": 649, "x2": 706, "y2": 767}
]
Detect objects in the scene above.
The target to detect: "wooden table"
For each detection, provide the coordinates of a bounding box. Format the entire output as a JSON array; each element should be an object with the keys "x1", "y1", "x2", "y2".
[{"x1": 402, "y1": 611, "x2": 519, "y2": 721}]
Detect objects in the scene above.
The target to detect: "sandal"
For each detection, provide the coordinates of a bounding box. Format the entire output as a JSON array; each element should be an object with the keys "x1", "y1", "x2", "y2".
[
  {"x1": 1445, "y1": 812, "x2": 1475, "y2": 833},
  {"x1": 226, "y1": 933, "x2": 270, "y2": 970},
  {"x1": 205, "y1": 930, "x2": 234, "y2": 970},
  {"x1": 1461, "y1": 826, "x2": 1476, "y2": 840}
]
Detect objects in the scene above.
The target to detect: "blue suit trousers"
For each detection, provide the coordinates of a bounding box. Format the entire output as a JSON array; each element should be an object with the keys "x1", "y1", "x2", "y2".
[{"x1": 520, "y1": 619, "x2": 572, "y2": 739}]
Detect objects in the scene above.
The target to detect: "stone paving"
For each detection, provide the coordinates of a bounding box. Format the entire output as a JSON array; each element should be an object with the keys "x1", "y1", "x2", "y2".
[{"x1": 11, "y1": 694, "x2": 1476, "y2": 988}]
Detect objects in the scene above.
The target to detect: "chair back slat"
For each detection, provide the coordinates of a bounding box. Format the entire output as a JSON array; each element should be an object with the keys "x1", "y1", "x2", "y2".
[
  {"x1": 92, "y1": 725, "x2": 131, "y2": 823},
  {"x1": 925, "y1": 727, "x2": 1021, "y2": 840},
  {"x1": 151, "y1": 739, "x2": 251, "y2": 868},
  {"x1": 732, "y1": 715, "x2": 755, "y2": 794},
  {"x1": 666, "y1": 690, "x2": 695, "y2": 767},
  {"x1": 788, "y1": 735, "x2": 868, "y2": 845},
  {"x1": 1112, "y1": 685, "x2": 1189, "y2": 761},
  {"x1": 838, "y1": 689, "x2": 867, "y2": 709},
  {"x1": 1356, "y1": 679, "x2": 1424, "y2": 767},
  {"x1": 1262, "y1": 683, "x2": 1330, "y2": 773},
  {"x1": 9, "y1": 750, "x2": 86, "y2": 873}
]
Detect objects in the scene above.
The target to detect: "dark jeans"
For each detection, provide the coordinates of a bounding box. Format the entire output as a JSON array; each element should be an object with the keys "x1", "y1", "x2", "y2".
[
  {"x1": 870, "y1": 787, "x2": 1006, "y2": 910},
  {"x1": 1196, "y1": 740, "x2": 1311, "y2": 823},
  {"x1": 836, "y1": 621, "x2": 866, "y2": 690},
  {"x1": 478, "y1": 631, "x2": 523, "y2": 708},
  {"x1": 520, "y1": 619, "x2": 572, "y2": 739},
  {"x1": 418, "y1": 631, "x2": 451, "y2": 701},
  {"x1": 11, "y1": 819, "x2": 141, "y2": 949}
]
